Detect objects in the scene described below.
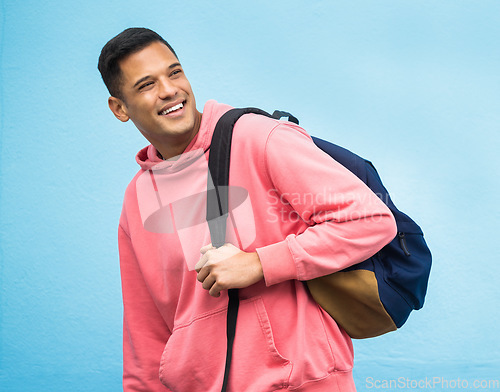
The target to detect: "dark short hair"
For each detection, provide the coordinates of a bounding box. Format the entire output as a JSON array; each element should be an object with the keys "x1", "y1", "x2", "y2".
[{"x1": 98, "y1": 27, "x2": 178, "y2": 99}]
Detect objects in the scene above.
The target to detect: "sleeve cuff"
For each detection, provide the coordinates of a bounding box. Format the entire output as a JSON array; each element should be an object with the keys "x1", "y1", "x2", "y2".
[{"x1": 256, "y1": 237, "x2": 298, "y2": 286}]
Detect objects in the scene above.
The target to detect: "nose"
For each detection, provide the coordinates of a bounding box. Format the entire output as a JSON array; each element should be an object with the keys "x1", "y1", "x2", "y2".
[{"x1": 158, "y1": 77, "x2": 177, "y2": 99}]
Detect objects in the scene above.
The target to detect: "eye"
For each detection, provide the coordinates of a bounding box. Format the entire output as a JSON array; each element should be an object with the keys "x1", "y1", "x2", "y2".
[
  {"x1": 138, "y1": 81, "x2": 154, "y2": 91},
  {"x1": 170, "y1": 69, "x2": 183, "y2": 77}
]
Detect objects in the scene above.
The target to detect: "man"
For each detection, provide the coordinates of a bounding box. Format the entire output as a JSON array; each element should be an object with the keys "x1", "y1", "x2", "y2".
[{"x1": 98, "y1": 27, "x2": 397, "y2": 392}]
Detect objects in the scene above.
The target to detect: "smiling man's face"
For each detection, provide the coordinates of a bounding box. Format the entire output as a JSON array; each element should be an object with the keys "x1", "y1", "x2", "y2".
[{"x1": 108, "y1": 41, "x2": 202, "y2": 159}]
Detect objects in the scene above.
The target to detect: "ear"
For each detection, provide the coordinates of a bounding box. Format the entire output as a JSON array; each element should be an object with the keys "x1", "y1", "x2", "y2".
[{"x1": 108, "y1": 96, "x2": 130, "y2": 122}]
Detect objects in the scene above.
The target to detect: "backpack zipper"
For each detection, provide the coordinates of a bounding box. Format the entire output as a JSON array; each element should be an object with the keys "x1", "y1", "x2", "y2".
[{"x1": 398, "y1": 232, "x2": 411, "y2": 256}]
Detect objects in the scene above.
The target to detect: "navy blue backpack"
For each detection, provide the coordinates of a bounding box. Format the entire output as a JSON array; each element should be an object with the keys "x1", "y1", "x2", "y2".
[{"x1": 207, "y1": 108, "x2": 432, "y2": 392}]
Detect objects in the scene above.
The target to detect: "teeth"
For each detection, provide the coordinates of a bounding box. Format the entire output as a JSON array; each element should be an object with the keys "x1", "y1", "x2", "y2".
[{"x1": 160, "y1": 102, "x2": 183, "y2": 115}]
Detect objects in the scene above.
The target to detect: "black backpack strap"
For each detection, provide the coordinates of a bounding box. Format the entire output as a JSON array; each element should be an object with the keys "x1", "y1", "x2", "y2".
[
  {"x1": 220, "y1": 288, "x2": 239, "y2": 391},
  {"x1": 271, "y1": 110, "x2": 299, "y2": 125},
  {"x1": 207, "y1": 107, "x2": 272, "y2": 392}
]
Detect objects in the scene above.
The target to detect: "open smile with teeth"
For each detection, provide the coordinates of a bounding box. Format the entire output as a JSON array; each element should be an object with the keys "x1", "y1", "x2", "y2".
[{"x1": 159, "y1": 102, "x2": 184, "y2": 115}]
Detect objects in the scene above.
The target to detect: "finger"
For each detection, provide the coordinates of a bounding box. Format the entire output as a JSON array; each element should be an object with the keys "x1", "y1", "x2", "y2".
[
  {"x1": 197, "y1": 266, "x2": 210, "y2": 283},
  {"x1": 201, "y1": 274, "x2": 217, "y2": 291},
  {"x1": 209, "y1": 282, "x2": 222, "y2": 298},
  {"x1": 200, "y1": 243, "x2": 215, "y2": 254},
  {"x1": 195, "y1": 252, "x2": 210, "y2": 272}
]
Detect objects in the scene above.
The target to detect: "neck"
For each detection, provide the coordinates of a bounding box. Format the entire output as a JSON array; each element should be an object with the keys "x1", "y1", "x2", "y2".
[
  {"x1": 155, "y1": 110, "x2": 203, "y2": 160},
  {"x1": 157, "y1": 142, "x2": 192, "y2": 160}
]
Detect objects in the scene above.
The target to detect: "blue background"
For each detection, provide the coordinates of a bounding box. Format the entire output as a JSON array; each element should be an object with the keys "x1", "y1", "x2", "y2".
[{"x1": 1, "y1": 1, "x2": 499, "y2": 391}]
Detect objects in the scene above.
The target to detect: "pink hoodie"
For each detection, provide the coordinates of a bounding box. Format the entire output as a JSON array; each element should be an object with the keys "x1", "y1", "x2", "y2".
[{"x1": 118, "y1": 100, "x2": 397, "y2": 391}]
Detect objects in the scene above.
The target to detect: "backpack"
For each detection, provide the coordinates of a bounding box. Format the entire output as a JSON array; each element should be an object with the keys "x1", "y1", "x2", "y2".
[{"x1": 207, "y1": 107, "x2": 432, "y2": 392}]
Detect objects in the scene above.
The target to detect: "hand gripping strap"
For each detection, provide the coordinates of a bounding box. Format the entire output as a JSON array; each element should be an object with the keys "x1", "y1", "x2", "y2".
[{"x1": 207, "y1": 107, "x2": 272, "y2": 392}]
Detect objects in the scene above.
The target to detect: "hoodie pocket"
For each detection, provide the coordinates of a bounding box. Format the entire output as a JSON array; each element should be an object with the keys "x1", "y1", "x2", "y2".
[
  {"x1": 159, "y1": 306, "x2": 227, "y2": 392},
  {"x1": 159, "y1": 297, "x2": 292, "y2": 392},
  {"x1": 229, "y1": 296, "x2": 292, "y2": 391}
]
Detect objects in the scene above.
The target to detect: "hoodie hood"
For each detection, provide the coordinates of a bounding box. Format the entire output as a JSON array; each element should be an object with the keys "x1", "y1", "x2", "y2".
[{"x1": 135, "y1": 100, "x2": 232, "y2": 172}]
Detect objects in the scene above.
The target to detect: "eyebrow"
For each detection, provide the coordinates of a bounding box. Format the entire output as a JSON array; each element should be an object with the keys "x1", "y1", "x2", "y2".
[{"x1": 133, "y1": 62, "x2": 182, "y2": 88}]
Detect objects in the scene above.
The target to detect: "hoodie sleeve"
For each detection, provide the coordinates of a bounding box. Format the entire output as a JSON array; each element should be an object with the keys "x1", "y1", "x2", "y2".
[
  {"x1": 256, "y1": 124, "x2": 397, "y2": 286},
  {"x1": 119, "y1": 224, "x2": 172, "y2": 392}
]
